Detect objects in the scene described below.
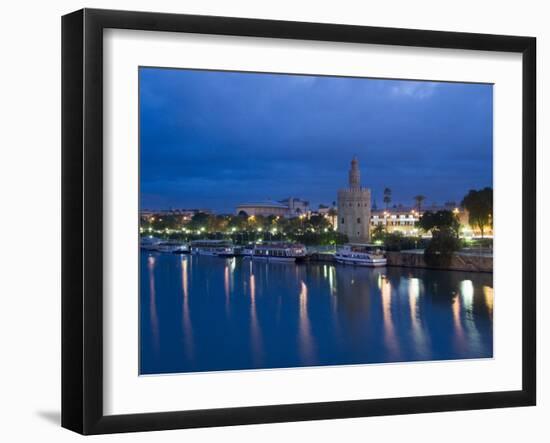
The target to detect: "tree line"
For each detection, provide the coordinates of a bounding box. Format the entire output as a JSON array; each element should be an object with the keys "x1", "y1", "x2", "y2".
[{"x1": 373, "y1": 187, "x2": 493, "y2": 266}]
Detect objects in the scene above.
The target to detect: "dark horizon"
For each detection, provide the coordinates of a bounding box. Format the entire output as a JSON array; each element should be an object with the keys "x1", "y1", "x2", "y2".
[{"x1": 140, "y1": 68, "x2": 493, "y2": 213}]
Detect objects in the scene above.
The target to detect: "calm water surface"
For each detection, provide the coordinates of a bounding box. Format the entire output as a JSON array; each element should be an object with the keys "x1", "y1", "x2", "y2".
[{"x1": 140, "y1": 252, "x2": 493, "y2": 374}]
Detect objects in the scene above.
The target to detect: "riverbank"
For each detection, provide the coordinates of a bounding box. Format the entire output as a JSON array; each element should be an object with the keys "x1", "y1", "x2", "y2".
[
  {"x1": 308, "y1": 249, "x2": 492, "y2": 272},
  {"x1": 385, "y1": 250, "x2": 493, "y2": 273}
]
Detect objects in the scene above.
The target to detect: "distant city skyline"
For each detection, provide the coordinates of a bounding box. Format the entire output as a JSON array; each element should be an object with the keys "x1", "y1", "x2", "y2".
[{"x1": 140, "y1": 67, "x2": 493, "y2": 213}]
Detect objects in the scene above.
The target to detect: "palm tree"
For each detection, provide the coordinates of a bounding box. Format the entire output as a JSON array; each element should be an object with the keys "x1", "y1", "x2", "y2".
[
  {"x1": 413, "y1": 195, "x2": 426, "y2": 210},
  {"x1": 383, "y1": 187, "x2": 392, "y2": 209},
  {"x1": 327, "y1": 207, "x2": 338, "y2": 229}
]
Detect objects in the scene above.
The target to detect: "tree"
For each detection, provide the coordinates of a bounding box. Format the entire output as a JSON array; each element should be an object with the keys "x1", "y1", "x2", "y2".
[
  {"x1": 413, "y1": 195, "x2": 426, "y2": 210},
  {"x1": 461, "y1": 187, "x2": 493, "y2": 238},
  {"x1": 383, "y1": 187, "x2": 392, "y2": 209},
  {"x1": 424, "y1": 227, "x2": 461, "y2": 268},
  {"x1": 371, "y1": 224, "x2": 386, "y2": 241},
  {"x1": 419, "y1": 210, "x2": 461, "y2": 267},
  {"x1": 382, "y1": 231, "x2": 423, "y2": 252},
  {"x1": 308, "y1": 214, "x2": 330, "y2": 230},
  {"x1": 186, "y1": 212, "x2": 211, "y2": 232},
  {"x1": 418, "y1": 210, "x2": 460, "y2": 237},
  {"x1": 227, "y1": 214, "x2": 246, "y2": 231},
  {"x1": 209, "y1": 215, "x2": 228, "y2": 232}
]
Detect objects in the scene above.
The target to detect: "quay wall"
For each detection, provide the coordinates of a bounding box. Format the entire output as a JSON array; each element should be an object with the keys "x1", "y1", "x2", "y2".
[
  {"x1": 308, "y1": 251, "x2": 492, "y2": 273},
  {"x1": 308, "y1": 253, "x2": 336, "y2": 262},
  {"x1": 385, "y1": 251, "x2": 493, "y2": 273}
]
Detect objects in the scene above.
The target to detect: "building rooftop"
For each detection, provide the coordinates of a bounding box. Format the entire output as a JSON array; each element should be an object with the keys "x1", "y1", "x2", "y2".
[{"x1": 236, "y1": 200, "x2": 289, "y2": 209}]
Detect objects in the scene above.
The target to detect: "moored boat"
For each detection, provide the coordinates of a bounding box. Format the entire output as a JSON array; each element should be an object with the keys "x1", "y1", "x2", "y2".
[
  {"x1": 190, "y1": 239, "x2": 234, "y2": 257},
  {"x1": 246, "y1": 242, "x2": 306, "y2": 263},
  {"x1": 334, "y1": 243, "x2": 387, "y2": 267},
  {"x1": 156, "y1": 241, "x2": 189, "y2": 254},
  {"x1": 140, "y1": 236, "x2": 162, "y2": 251}
]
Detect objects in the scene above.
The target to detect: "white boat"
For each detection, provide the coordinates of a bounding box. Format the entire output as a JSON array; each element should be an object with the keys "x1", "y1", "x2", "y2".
[
  {"x1": 240, "y1": 245, "x2": 254, "y2": 257},
  {"x1": 156, "y1": 241, "x2": 189, "y2": 254},
  {"x1": 334, "y1": 243, "x2": 387, "y2": 267},
  {"x1": 246, "y1": 242, "x2": 307, "y2": 263},
  {"x1": 190, "y1": 239, "x2": 234, "y2": 257},
  {"x1": 140, "y1": 236, "x2": 162, "y2": 251}
]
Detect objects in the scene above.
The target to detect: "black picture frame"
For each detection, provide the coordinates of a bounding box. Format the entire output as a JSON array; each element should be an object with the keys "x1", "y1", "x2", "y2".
[{"x1": 62, "y1": 8, "x2": 536, "y2": 435}]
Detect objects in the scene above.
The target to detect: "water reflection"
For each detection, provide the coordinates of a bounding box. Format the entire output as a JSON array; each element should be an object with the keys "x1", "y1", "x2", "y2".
[
  {"x1": 224, "y1": 263, "x2": 230, "y2": 315},
  {"x1": 140, "y1": 253, "x2": 493, "y2": 374},
  {"x1": 452, "y1": 292, "x2": 466, "y2": 352},
  {"x1": 408, "y1": 278, "x2": 430, "y2": 358},
  {"x1": 484, "y1": 285, "x2": 494, "y2": 317},
  {"x1": 180, "y1": 257, "x2": 193, "y2": 361},
  {"x1": 249, "y1": 271, "x2": 263, "y2": 366},
  {"x1": 147, "y1": 255, "x2": 159, "y2": 350},
  {"x1": 298, "y1": 280, "x2": 315, "y2": 364},
  {"x1": 328, "y1": 265, "x2": 336, "y2": 295},
  {"x1": 460, "y1": 279, "x2": 481, "y2": 353},
  {"x1": 381, "y1": 277, "x2": 400, "y2": 359}
]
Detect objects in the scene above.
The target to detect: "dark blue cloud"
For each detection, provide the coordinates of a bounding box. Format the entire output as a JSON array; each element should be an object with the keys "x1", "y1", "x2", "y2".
[{"x1": 140, "y1": 68, "x2": 492, "y2": 212}]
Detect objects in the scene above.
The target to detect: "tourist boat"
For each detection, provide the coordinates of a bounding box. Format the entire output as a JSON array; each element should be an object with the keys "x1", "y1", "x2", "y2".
[
  {"x1": 334, "y1": 243, "x2": 387, "y2": 267},
  {"x1": 189, "y1": 239, "x2": 234, "y2": 257},
  {"x1": 246, "y1": 242, "x2": 307, "y2": 263},
  {"x1": 155, "y1": 241, "x2": 189, "y2": 254},
  {"x1": 240, "y1": 244, "x2": 254, "y2": 257},
  {"x1": 140, "y1": 236, "x2": 162, "y2": 251}
]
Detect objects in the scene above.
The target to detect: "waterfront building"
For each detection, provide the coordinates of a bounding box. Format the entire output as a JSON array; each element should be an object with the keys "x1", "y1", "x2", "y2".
[
  {"x1": 278, "y1": 197, "x2": 310, "y2": 216},
  {"x1": 337, "y1": 157, "x2": 371, "y2": 242},
  {"x1": 370, "y1": 205, "x2": 492, "y2": 238},
  {"x1": 370, "y1": 207, "x2": 421, "y2": 236},
  {"x1": 235, "y1": 197, "x2": 310, "y2": 218},
  {"x1": 235, "y1": 200, "x2": 290, "y2": 217},
  {"x1": 140, "y1": 208, "x2": 211, "y2": 223}
]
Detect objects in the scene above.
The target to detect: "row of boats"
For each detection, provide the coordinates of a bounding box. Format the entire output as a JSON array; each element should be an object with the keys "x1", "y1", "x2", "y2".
[{"x1": 140, "y1": 237, "x2": 387, "y2": 267}]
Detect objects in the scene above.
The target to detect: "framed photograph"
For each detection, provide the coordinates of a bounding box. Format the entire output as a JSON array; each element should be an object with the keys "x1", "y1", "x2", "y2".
[{"x1": 62, "y1": 8, "x2": 536, "y2": 434}]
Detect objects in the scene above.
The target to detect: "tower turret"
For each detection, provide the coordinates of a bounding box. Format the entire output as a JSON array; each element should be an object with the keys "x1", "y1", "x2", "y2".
[{"x1": 348, "y1": 156, "x2": 361, "y2": 189}]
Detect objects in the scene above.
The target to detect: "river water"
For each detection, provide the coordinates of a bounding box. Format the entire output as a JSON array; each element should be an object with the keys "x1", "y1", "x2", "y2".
[{"x1": 140, "y1": 252, "x2": 493, "y2": 374}]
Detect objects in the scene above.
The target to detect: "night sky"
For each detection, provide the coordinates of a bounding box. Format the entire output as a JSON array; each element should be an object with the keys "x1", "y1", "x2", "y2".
[{"x1": 139, "y1": 67, "x2": 493, "y2": 213}]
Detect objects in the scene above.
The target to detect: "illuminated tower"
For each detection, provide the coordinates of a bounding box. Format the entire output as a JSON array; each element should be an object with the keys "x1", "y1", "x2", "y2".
[{"x1": 337, "y1": 156, "x2": 371, "y2": 242}]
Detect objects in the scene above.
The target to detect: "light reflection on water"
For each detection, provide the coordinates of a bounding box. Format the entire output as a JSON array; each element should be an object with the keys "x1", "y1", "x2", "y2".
[
  {"x1": 249, "y1": 272, "x2": 263, "y2": 366},
  {"x1": 147, "y1": 256, "x2": 159, "y2": 352},
  {"x1": 140, "y1": 253, "x2": 493, "y2": 375},
  {"x1": 180, "y1": 257, "x2": 193, "y2": 361},
  {"x1": 381, "y1": 277, "x2": 400, "y2": 359},
  {"x1": 408, "y1": 278, "x2": 430, "y2": 359},
  {"x1": 298, "y1": 280, "x2": 315, "y2": 364}
]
